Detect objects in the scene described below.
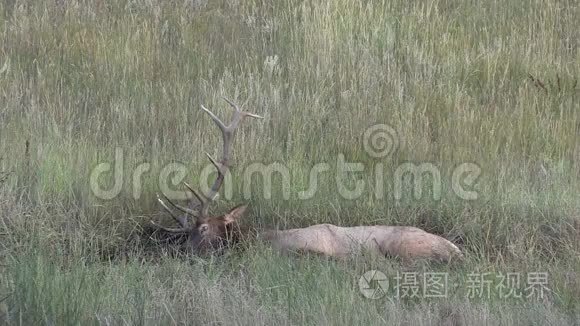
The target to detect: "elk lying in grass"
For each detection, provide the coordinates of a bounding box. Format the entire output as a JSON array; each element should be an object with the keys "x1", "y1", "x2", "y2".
[{"x1": 151, "y1": 98, "x2": 464, "y2": 263}]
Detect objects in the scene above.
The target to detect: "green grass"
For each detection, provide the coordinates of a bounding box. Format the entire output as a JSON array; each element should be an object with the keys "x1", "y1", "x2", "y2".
[{"x1": 0, "y1": 0, "x2": 579, "y2": 324}]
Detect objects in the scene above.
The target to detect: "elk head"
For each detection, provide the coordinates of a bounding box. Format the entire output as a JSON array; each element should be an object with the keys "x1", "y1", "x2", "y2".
[{"x1": 151, "y1": 97, "x2": 262, "y2": 254}]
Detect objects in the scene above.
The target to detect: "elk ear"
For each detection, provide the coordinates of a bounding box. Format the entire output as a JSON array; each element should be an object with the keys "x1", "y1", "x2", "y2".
[{"x1": 223, "y1": 205, "x2": 248, "y2": 224}]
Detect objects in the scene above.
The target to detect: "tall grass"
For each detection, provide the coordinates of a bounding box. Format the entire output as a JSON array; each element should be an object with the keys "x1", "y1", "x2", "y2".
[{"x1": 0, "y1": 0, "x2": 579, "y2": 324}]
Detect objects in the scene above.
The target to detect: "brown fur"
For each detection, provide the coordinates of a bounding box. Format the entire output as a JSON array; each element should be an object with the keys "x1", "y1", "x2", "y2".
[
  {"x1": 260, "y1": 224, "x2": 463, "y2": 263},
  {"x1": 192, "y1": 206, "x2": 463, "y2": 263},
  {"x1": 152, "y1": 99, "x2": 463, "y2": 263}
]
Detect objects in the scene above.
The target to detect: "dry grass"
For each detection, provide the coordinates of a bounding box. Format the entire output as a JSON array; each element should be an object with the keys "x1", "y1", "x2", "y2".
[{"x1": 0, "y1": 0, "x2": 579, "y2": 324}]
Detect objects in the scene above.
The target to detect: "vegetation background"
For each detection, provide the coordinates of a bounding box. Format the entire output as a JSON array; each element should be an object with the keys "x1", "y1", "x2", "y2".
[{"x1": 0, "y1": 0, "x2": 579, "y2": 324}]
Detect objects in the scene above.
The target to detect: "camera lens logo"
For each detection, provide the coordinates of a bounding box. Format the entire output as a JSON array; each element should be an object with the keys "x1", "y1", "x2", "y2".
[{"x1": 358, "y1": 270, "x2": 389, "y2": 300}]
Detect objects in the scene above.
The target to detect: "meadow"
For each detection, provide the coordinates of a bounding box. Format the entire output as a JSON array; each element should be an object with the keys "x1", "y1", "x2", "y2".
[{"x1": 0, "y1": 0, "x2": 579, "y2": 324}]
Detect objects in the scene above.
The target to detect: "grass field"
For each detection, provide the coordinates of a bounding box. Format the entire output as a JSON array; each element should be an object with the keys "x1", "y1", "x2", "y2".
[{"x1": 0, "y1": 0, "x2": 579, "y2": 325}]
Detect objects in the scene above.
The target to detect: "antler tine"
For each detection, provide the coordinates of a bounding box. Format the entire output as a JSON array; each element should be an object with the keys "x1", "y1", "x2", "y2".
[
  {"x1": 160, "y1": 193, "x2": 197, "y2": 221},
  {"x1": 150, "y1": 220, "x2": 190, "y2": 233},
  {"x1": 191, "y1": 97, "x2": 262, "y2": 218},
  {"x1": 222, "y1": 96, "x2": 264, "y2": 120},
  {"x1": 200, "y1": 105, "x2": 227, "y2": 132},
  {"x1": 183, "y1": 182, "x2": 206, "y2": 204},
  {"x1": 222, "y1": 96, "x2": 241, "y2": 112},
  {"x1": 153, "y1": 97, "x2": 261, "y2": 229},
  {"x1": 183, "y1": 182, "x2": 211, "y2": 218},
  {"x1": 243, "y1": 112, "x2": 264, "y2": 119},
  {"x1": 156, "y1": 195, "x2": 189, "y2": 229},
  {"x1": 205, "y1": 152, "x2": 224, "y2": 174}
]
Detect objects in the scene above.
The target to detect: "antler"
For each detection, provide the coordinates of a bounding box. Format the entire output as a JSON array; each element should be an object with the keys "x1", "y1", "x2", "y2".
[{"x1": 152, "y1": 97, "x2": 263, "y2": 233}]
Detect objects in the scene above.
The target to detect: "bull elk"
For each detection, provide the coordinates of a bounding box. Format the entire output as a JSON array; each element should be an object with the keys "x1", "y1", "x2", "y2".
[{"x1": 152, "y1": 98, "x2": 463, "y2": 263}]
